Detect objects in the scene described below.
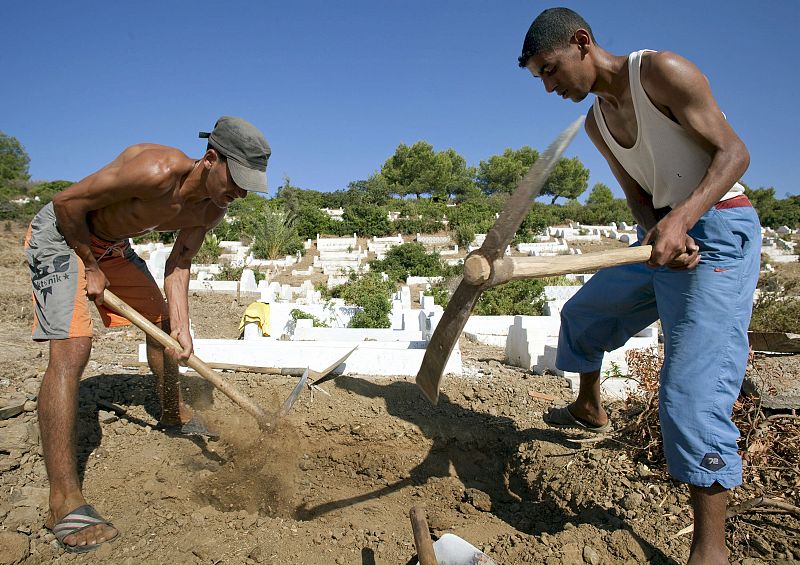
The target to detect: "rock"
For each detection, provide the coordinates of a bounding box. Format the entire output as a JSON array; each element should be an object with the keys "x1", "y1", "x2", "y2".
[
  {"x1": 22, "y1": 379, "x2": 40, "y2": 397},
  {"x1": 98, "y1": 410, "x2": 118, "y2": 424},
  {"x1": 610, "y1": 529, "x2": 648, "y2": 562},
  {"x1": 10, "y1": 486, "x2": 49, "y2": 509},
  {"x1": 94, "y1": 542, "x2": 114, "y2": 559},
  {"x1": 562, "y1": 542, "x2": 582, "y2": 563},
  {"x1": 0, "y1": 398, "x2": 26, "y2": 420},
  {"x1": 583, "y1": 545, "x2": 601, "y2": 565},
  {"x1": 636, "y1": 463, "x2": 652, "y2": 477},
  {"x1": 23, "y1": 400, "x2": 37, "y2": 412},
  {"x1": 426, "y1": 510, "x2": 450, "y2": 531},
  {"x1": 465, "y1": 488, "x2": 492, "y2": 512},
  {"x1": 0, "y1": 531, "x2": 30, "y2": 564},
  {"x1": 621, "y1": 492, "x2": 643, "y2": 510},
  {"x1": 4, "y1": 505, "x2": 39, "y2": 532}
]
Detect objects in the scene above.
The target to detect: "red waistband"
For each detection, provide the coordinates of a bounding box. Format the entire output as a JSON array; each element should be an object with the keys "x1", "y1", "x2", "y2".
[{"x1": 714, "y1": 194, "x2": 752, "y2": 210}]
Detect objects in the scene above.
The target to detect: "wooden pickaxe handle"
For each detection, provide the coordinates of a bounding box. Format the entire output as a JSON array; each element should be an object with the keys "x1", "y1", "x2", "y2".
[
  {"x1": 409, "y1": 506, "x2": 437, "y2": 565},
  {"x1": 102, "y1": 290, "x2": 273, "y2": 429},
  {"x1": 464, "y1": 245, "x2": 653, "y2": 286}
]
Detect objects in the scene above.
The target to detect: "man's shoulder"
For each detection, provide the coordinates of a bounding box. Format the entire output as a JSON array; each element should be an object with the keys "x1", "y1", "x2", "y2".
[
  {"x1": 113, "y1": 144, "x2": 194, "y2": 184},
  {"x1": 118, "y1": 144, "x2": 192, "y2": 168},
  {"x1": 641, "y1": 51, "x2": 700, "y2": 87}
]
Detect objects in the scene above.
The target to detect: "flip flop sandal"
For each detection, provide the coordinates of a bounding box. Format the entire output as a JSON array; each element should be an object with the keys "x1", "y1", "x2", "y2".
[
  {"x1": 51, "y1": 504, "x2": 119, "y2": 554},
  {"x1": 544, "y1": 405, "x2": 612, "y2": 433}
]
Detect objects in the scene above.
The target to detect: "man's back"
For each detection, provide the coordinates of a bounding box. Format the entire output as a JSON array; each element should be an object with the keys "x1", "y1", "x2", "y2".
[{"x1": 57, "y1": 144, "x2": 225, "y2": 242}]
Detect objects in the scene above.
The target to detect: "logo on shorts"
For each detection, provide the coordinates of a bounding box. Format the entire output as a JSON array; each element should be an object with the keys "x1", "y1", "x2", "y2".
[
  {"x1": 30, "y1": 254, "x2": 72, "y2": 304},
  {"x1": 700, "y1": 452, "x2": 726, "y2": 471}
]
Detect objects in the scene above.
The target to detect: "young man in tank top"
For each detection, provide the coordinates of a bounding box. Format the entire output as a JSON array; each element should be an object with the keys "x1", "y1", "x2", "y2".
[
  {"x1": 25, "y1": 117, "x2": 270, "y2": 553},
  {"x1": 518, "y1": 8, "x2": 760, "y2": 565}
]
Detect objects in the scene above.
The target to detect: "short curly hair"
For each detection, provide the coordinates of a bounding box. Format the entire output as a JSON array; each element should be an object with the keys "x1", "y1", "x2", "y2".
[{"x1": 518, "y1": 7, "x2": 596, "y2": 68}]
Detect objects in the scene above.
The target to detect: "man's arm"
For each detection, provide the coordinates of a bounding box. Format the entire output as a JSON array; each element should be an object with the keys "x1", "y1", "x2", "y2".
[
  {"x1": 51, "y1": 148, "x2": 175, "y2": 304},
  {"x1": 162, "y1": 226, "x2": 209, "y2": 361},
  {"x1": 641, "y1": 51, "x2": 750, "y2": 265},
  {"x1": 585, "y1": 111, "x2": 700, "y2": 269}
]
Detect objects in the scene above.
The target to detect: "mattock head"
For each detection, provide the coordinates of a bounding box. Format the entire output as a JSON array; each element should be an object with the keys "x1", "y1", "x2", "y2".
[{"x1": 415, "y1": 116, "x2": 585, "y2": 404}]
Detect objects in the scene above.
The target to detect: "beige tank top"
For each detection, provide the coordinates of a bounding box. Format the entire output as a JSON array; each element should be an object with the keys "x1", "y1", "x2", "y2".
[{"x1": 592, "y1": 49, "x2": 744, "y2": 209}]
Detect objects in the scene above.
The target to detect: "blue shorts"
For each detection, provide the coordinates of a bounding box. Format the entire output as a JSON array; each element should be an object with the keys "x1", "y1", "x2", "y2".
[{"x1": 556, "y1": 203, "x2": 761, "y2": 488}]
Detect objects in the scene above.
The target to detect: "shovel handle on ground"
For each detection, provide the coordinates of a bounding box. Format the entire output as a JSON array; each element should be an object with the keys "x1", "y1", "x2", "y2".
[
  {"x1": 102, "y1": 290, "x2": 273, "y2": 429},
  {"x1": 409, "y1": 506, "x2": 438, "y2": 565},
  {"x1": 463, "y1": 245, "x2": 654, "y2": 286}
]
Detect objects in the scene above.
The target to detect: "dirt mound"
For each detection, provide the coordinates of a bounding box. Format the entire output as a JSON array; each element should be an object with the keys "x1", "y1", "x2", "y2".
[{"x1": 195, "y1": 417, "x2": 303, "y2": 517}]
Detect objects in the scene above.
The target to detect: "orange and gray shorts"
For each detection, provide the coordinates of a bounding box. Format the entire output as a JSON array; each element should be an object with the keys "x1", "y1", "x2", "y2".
[{"x1": 25, "y1": 202, "x2": 168, "y2": 341}]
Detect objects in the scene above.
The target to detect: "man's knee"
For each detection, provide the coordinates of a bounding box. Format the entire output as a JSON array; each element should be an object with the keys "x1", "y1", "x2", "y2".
[{"x1": 46, "y1": 337, "x2": 92, "y2": 373}]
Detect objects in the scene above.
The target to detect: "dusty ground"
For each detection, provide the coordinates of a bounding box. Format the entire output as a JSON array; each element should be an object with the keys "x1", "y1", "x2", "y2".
[{"x1": 1, "y1": 222, "x2": 798, "y2": 564}]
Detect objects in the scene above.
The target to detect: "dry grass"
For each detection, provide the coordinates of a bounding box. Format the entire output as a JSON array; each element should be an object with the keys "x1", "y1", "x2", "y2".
[{"x1": 613, "y1": 348, "x2": 799, "y2": 508}]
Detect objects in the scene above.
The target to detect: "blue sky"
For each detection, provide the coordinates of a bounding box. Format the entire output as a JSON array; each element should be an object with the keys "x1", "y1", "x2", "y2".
[{"x1": 2, "y1": 1, "x2": 797, "y2": 199}]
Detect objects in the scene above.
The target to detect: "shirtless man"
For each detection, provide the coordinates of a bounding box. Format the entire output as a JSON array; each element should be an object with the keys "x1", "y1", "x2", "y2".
[
  {"x1": 518, "y1": 9, "x2": 759, "y2": 564},
  {"x1": 25, "y1": 116, "x2": 270, "y2": 553}
]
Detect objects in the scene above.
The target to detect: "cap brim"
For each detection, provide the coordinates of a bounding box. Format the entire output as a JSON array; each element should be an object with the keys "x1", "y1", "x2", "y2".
[{"x1": 228, "y1": 159, "x2": 268, "y2": 193}]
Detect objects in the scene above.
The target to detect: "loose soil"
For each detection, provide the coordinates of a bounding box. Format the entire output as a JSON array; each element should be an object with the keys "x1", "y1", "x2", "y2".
[{"x1": 1, "y1": 222, "x2": 797, "y2": 564}]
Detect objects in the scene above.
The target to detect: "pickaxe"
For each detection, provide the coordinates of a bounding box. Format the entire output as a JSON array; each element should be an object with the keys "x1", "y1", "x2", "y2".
[{"x1": 415, "y1": 117, "x2": 653, "y2": 404}]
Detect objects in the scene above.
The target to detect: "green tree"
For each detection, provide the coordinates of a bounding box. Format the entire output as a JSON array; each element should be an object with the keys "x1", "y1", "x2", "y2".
[
  {"x1": 745, "y1": 186, "x2": 800, "y2": 228},
  {"x1": 347, "y1": 173, "x2": 391, "y2": 206},
  {"x1": 585, "y1": 182, "x2": 614, "y2": 206},
  {"x1": 0, "y1": 132, "x2": 30, "y2": 182},
  {"x1": 476, "y1": 146, "x2": 539, "y2": 195},
  {"x1": 432, "y1": 148, "x2": 475, "y2": 201},
  {"x1": 541, "y1": 156, "x2": 590, "y2": 204},
  {"x1": 380, "y1": 141, "x2": 439, "y2": 199}
]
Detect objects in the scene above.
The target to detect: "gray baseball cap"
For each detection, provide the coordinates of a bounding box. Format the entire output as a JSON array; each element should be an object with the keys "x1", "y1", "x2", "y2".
[{"x1": 199, "y1": 116, "x2": 271, "y2": 192}]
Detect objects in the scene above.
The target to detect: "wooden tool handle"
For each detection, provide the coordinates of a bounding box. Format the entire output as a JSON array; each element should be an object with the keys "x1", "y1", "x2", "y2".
[
  {"x1": 102, "y1": 290, "x2": 273, "y2": 428},
  {"x1": 508, "y1": 244, "x2": 653, "y2": 281},
  {"x1": 409, "y1": 506, "x2": 437, "y2": 565}
]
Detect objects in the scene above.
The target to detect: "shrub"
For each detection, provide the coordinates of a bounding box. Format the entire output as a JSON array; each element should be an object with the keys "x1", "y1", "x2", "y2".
[
  {"x1": 453, "y1": 224, "x2": 475, "y2": 248},
  {"x1": 212, "y1": 262, "x2": 265, "y2": 284},
  {"x1": 338, "y1": 271, "x2": 395, "y2": 328},
  {"x1": 370, "y1": 243, "x2": 444, "y2": 282},
  {"x1": 750, "y1": 273, "x2": 800, "y2": 333},
  {"x1": 393, "y1": 217, "x2": 444, "y2": 235},
  {"x1": 341, "y1": 204, "x2": 390, "y2": 237},
  {"x1": 194, "y1": 233, "x2": 222, "y2": 264},
  {"x1": 248, "y1": 207, "x2": 303, "y2": 260},
  {"x1": 424, "y1": 285, "x2": 451, "y2": 308},
  {"x1": 290, "y1": 308, "x2": 329, "y2": 328},
  {"x1": 473, "y1": 279, "x2": 546, "y2": 316}
]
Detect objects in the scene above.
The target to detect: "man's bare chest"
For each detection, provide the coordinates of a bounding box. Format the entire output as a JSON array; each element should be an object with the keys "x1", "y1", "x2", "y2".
[
  {"x1": 90, "y1": 197, "x2": 221, "y2": 239},
  {"x1": 599, "y1": 100, "x2": 639, "y2": 149}
]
